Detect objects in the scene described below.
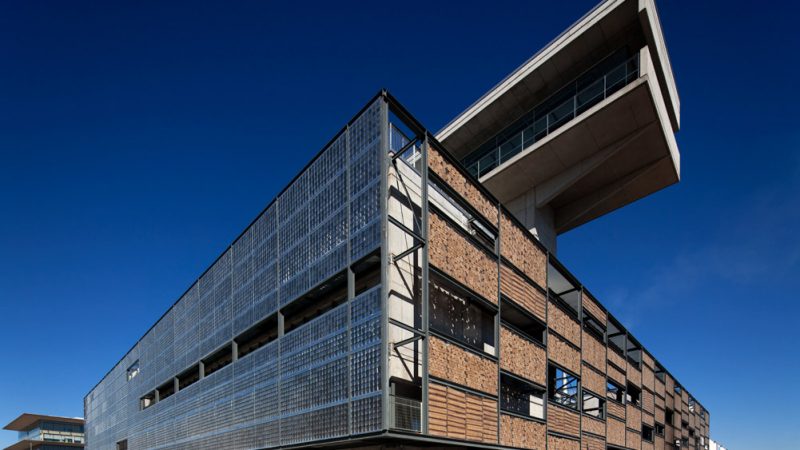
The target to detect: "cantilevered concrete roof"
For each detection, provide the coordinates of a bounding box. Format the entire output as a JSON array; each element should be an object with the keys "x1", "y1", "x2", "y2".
[
  {"x1": 3, "y1": 414, "x2": 84, "y2": 432},
  {"x1": 437, "y1": 0, "x2": 679, "y2": 159}
]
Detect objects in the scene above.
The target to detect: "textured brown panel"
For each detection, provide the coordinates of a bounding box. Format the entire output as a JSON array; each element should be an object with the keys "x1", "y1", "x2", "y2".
[
  {"x1": 428, "y1": 381, "x2": 498, "y2": 443},
  {"x1": 583, "y1": 433, "x2": 606, "y2": 450},
  {"x1": 429, "y1": 212, "x2": 498, "y2": 304},
  {"x1": 665, "y1": 392, "x2": 674, "y2": 410},
  {"x1": 500, "y1": 414, "x2": 546, "y2": 449},
  {"x1": 428, "y1": 146, "x2": 498, "y2": 226},
  {"x1": 655, "y1": 405, "x2": 665, "y2": 423},
  {"x1": 549, "y1": 334, "x2": 580, "y2": 374},
  {"x1": 582, "y1": 331, "x2": 605, "y2": 371},
  {"x1": 500, "y1": 212, "x2": 547, "y2": 288},
  {"x1": 500, "y1": 264, "x2": 546, "y2": 321},
  {"x1": 628, "y1": 363, "x2": 642, "y2": 386},
  {"x1": 642, "y1": 351, "x2": 654, "y2": 369},
  {"x1": 655, "y1": 436, "x2": 665, "y2": 450},
  {"x1": 643, "y1": 411, "x2": 655, "y2": 426},
  {"x1": 608, "y1": 363, "x2": 625, "y2": 385},
  {"x1": 607, "y1": 418, "x2": 626, "y2": 446},
  {"x1": 582, "y1": 415, "x2": 605, "y2": 436},
  {"x1": 547, "y1": 404, "x2": 580, "y2": 437},
  {"x1": 655, "y1": 378, "x2": 665, "y2": 398},
  {"x1": 643, "y1": 388, "x2": 655, "y2": 414},
  {"x1": 429, "y1": 336, "x2": 498, "y2": 395},
  {"x1": 643, "y1": 440, "x2": 655, "y2": 450},
  {"x1": 627, "y1": 429, "x2": 642, "y2": 449},
  {"x1": 608, "y1": 347, "x2": 626, "y2": 369},
  {"x1": 500, "y1": 327, "x2": 546, "y2": 385},
  {"x1": 582, "y1": 293, "x2": 606, "y2": 323},
  {"x1": 665, "y1": 375, "x2": 675, "y2": 394},
  {"x1": 548, "y1": 301, "x2": 580, "y2": 346},
  {"x1": 547, "y1": 434, "x2": 579, "y2": 450},
  {"x1": 582, "y1": 364, "x2": 606, "y2": 395},
  {"x1": 643, "y1": 364, "x2": 655, "y2": 391},
  {"x1": 607, "y1": 400, "x2": 625, "y2": 420},
  {"x1": 627, "y1": 405, "x2": 642, "y2": 430}
]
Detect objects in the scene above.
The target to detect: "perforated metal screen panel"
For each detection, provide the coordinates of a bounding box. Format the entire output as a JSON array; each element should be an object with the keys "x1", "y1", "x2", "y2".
[{"x1": 85, "y1": 99, "x2": 385, "y2": 450}]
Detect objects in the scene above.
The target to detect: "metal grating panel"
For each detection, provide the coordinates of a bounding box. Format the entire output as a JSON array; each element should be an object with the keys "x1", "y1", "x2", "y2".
[{"x1": 85, "y1": 100, "x2": 385, "y2": 450}]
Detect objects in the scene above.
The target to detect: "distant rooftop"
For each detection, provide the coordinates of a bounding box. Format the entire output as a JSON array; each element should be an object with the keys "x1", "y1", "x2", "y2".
[{"x1": 3, "y1": 414, "x2": 84, "y2": 432}]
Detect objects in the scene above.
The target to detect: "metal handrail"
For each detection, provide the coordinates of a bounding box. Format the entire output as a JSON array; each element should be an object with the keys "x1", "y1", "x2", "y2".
[{"x1": 465, "y1": 53, "x2": 640, "y2": 178}]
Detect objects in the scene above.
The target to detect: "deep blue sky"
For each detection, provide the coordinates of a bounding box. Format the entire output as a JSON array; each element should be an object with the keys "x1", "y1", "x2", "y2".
[{"x1": 1, "y1": 1, "x2": 798, "y2": 448}]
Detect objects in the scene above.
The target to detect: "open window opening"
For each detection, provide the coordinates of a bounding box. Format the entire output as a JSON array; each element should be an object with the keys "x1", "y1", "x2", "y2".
[
  {"x1": 126, "y1": 360, "x2": 140, "y2": 381},
  {"x1": 688, "y1": 395, "x2": 696, "y2": 412},
  {"x1": 177, "y1": 364, "x2": 201, "y2": 391},
  {"x1": 428, "y1": 176, "x2": 497, "y2": 252},
  {"x1": 582, "y1": 390, "x2": 606, "y2": 419},
  {"x1": 283, "y1": 269, "x2": 347, "y2": 335},
  {"x1": 655, "y1": 422, "x2": 665, "y2": 436},
  {"x1": 500, "y1": 372, "x2": 545, "y2": 420},
  {"x1": 654, "y1": 361, "x2": 666, "y2": 383},
  {"x1": 607, "y1": 379, "x2": 625, "y2": 404},
  {"x1": 548, "y1": 364, "x2": 579, "y2": 410},
  {"x1": 139, "y1": 391, "x2": 156, "y2": 410},
  {"x1": 583, "y1": 312, "x2": 606, "y2": 343},
  {"x1": 665, "y1": 408, "x2": 674, "y2": 424},
  {"x1": 674, "y1": 384, "x2": 682, "y2": 395},
  {"x1": 547, "y1": 261, "x2": 581, "y2": 319},
  {"x1": 607, "y1": 316, "x2": 626, "y2": 355},
  {"x1": 157, "y1": 379, "x2": 175, "y2": 401},
  {"x1": 429, "y1": 269, "x2": 496, "y2": 355},
  {"x1": 116, "y1": 439, "x2": 128, "y2": 450},
  {"x1": 390, "y1": 378, "x2": 422, "y2": 432},
  {"x1": 202, "y1": 344, "x2": 233, "y2": 378},
  {"x1": 235, "y1": 313, "x2": 278, "y2": 360},
  {"x1": 501, "y1": 297, "x2": 546, "y2": 346},
  {"x1": 626, "y1": 336, "x2": 642, "y2": 368},
  {"x1": 642, "y1": 424, "x2": 654, "y2": 442},
  {"x1": 626, "y1": 382, "x2": 641, "y2": 407},
  {"x1": 352, "y1": 251, "x2": 381, "y2": 296}
]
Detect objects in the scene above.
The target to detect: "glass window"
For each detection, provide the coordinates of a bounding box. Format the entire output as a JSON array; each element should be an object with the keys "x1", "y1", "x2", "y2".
[
  {"x1": 501, "y1": 297, "x2": 546, "y2": 345},
  {"x1": 548, "y1": 365, "x2": 579, "y2": 410},
  {"x1": 607, "y1": 380, "x2": 625, "y2": 404},
  {"x1": 626, "y1": 382, "x2": 641, "y2": 406},
  {"x1": 430, "y1": 271, "x2": 496, "y2": 355},
  {"x1": 642, "y1": 424, "x2": 654, "y2": 442},
  {"x1": 582, "y1": 390, "x2": 605, "y2": 419},
  {"x1": 500, "y1": 373, "x2": 545, "y2": 419},
  {"x1": 126, "y1": 360, "x2": 140, "y2": 381}
]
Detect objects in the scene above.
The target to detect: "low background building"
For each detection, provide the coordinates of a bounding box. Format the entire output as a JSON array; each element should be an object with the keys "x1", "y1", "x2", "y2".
[{"x1": 3, "y1": 414, "x2": 84, "y2": 450}]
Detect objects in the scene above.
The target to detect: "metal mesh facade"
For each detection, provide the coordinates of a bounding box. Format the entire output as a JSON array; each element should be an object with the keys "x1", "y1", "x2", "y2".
[{"x1": 85, "y1": 99, "x2": 385, "y2": 450}]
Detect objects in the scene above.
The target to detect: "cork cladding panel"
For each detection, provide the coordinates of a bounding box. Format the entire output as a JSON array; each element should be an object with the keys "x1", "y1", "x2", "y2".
[
  {"x1": 428, "y1": 145, "x2": 499, "y2": 226},
  {"x1": 627, "y1": 430, "x2": 642, "y2": 449},
  {"x1": 583, "y1": 433, "x2": 605, "y2": 450},
  {"x1": 500, "y1": 414, "x2": 546, "y2": 450},
  {"x1": 582, "y1": 331, "x2": 606, "y2": 371},
  {"x1": 429, "y1": 336, "x2": 498, "y2": 395},
  {"x1": 608, "y1": 348, "x2": 626, "y2": 371},
  {"x1": 500, "y1": 327, "x2": 546, "y2": 385},
  {"x1": 429, "y1": 382, "x2": 498, "y2": 443},
  {"x1": 548, "y1": 301, "x2": 580, "y2": 346},
  {"x1": 607, "y1": 400, "x2": 625, "y2": 420},
  {"x1": 628, "y1": 363, "x2": 642, "y2": 386},
  {"x1": 429, "y1": 212, "x2": 498, "y2": 304},
  {"x1": 642, "y1": 351, "x2": 654, "y2": 368},
  {"x1": 547, "y1": 435, "x2": 579, "y2": 450},
  {"x1": 607, "y1": 418, "x2": 626, "y2": 446},
  {"x1": 655, "y1": 405, "x2": 665, "y2": 423},
  {"x1": 643, "y1": 388, "x2": 655, "y2": 414},
  {"x1": 500, "y1": 264, "x2": 546, "y2": 322},
  {"x1": 643, "y1": 441, "x2": 654, "y2": 450},
  {"x1": 655, "y1": 436, "x2": 665, "y2": 449},
  {"x1": 582, "y1": 364, "x2": 606, "y2": 395},
  {"x1": 627, "y1": 404, "x2": 642, "y2": 429},
  {"x1": 582, "y1": 416, "x2": 605, "y2": 436},
  {"x1": 500, "y1": 212, "x2": 547, "y2": 288},
  {"x1": 643, "y1": 411, "x2": 655, "y2": 426},
  {"x1": 548, "y1": 334, "x2": 580, "y2": 374},
  {"x1": 582, "y1": 293, "x2": 606, "y2": 323},
  {"x1": 608, "y1": 363, "x2": 626, "y2": 386},
  {"x1": 643, "y1": 364, "x2": 655, "y2": 390},
  {"x1": 547, "y1": 404, "x2": 580, "y2": 437}
]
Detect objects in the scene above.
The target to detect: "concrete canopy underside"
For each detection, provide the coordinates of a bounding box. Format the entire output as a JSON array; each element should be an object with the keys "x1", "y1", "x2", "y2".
[{"x1": 479, "y1": 72, "x2": 679, "y2": 234}]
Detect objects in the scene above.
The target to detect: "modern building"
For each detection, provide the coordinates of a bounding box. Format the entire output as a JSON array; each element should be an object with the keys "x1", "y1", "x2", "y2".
[
  {"x1": 3, "y1": 414, "x2": 84, "y2": 450},
  {"x1": 85, "y1": 1, "x2": 710, "y2": 449},
  {"x1": 708, "y1": 439, "x2": 727, "y2": 450}
]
